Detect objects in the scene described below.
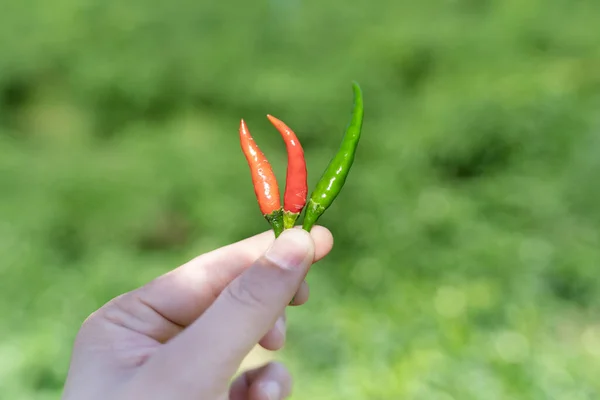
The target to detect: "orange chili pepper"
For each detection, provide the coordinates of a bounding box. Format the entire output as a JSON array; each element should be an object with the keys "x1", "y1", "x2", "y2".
[
  {"x1": 267, "y1": 114, "x2": 308, "y2": 229},
  {"x1": 239, "y1": 119, "x2": 284, "y2": 236}
]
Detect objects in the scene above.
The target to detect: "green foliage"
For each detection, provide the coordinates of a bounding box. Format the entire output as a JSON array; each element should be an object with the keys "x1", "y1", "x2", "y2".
[{"x1": 2, "y1": 0, "x2": 600, "y2": 398}]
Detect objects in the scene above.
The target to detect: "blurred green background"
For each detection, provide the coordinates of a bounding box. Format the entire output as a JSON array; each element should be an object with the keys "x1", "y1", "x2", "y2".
[{"x1": 2, "y1": 0, "x2": 600, "y2": 398}]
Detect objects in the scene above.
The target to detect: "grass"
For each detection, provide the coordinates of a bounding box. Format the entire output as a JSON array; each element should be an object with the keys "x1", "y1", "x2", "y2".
[{"x1": 1, "y1": 0, "x2": 600, "y2": 398}]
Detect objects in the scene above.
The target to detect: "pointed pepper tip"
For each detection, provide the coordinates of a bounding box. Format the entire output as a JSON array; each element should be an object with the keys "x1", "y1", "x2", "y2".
[{"x1": 239, "y1": 119, "x2": 250, "y2": 138}]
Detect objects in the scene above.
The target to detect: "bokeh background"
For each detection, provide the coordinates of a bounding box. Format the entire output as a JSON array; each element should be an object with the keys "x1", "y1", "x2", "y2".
[{"x1": 2, "y1": 0, "x2": 600, "y2": 398}]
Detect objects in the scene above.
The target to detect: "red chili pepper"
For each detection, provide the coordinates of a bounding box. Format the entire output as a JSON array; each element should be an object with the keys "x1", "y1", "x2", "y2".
[
  {"x1": 239, "y1": 119, "x2": 284, "y2": 236},
  {"x1": 267, "y1": 114, "x2": 308, "y2": 229}
]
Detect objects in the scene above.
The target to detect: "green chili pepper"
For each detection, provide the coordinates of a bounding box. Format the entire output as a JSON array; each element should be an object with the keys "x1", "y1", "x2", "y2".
[{"x1": 302, "y1": 81, "x2": 364, "y2": 231}]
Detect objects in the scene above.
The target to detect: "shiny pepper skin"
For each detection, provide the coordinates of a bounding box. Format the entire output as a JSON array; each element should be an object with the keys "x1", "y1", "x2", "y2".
[
  {"x1": 267, "y1": 114, "x2": 307, "y2": 229},
  {"x1": 302, "y1": 82, "x2": 364, "y2": 231},
  {"x1": 239, "y1": 119, "x2": 284, "y2": 237}
]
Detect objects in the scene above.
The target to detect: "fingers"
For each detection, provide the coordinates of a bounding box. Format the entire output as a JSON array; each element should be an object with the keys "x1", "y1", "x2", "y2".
[
  {"x1": 259, "y1": 315, "x2": 286, "y2": 351},
  {"x1": 289, "y1": 281, "x2": 309, "y2": 306},
  {"x1": 97, "y1": 293, "x2": 185, "y2": 344},
  {"x1": 258, "y1": 280, "x2": 311, "y2": 351},
  {"x1": 139, "y1": 230, "x2": 314, "y2": 396},
  {"x1": 210, "y1": 226, "x2": 332, "y2": 268},
  {"x1": 229, "y1": 362, "x2": 292, "y2": 400},
  {"x1": 136, "y1": 226, "x2": 332, "y2": 329}
]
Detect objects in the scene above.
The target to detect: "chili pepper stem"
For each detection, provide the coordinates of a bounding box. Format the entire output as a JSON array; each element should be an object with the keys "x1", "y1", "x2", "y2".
[
  {"x1": 283, "y1": 210, "x2": 300, "y2": 229},
  {"x1": 266, "y1": 208, "x2": 285, "y2": 237},
  {"x1": 301, "y1": 199, "x2": 325, "y2": 231}
]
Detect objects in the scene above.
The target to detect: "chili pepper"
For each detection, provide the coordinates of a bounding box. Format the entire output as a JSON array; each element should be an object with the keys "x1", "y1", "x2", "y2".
[
  {"x1": 239, "y1": 119, "x2": 284, "y2": 237},
  {"x1": 267, "y1": 114, "x2": 308, "y2": 229},
  {"x1": 302, "y1": 81, "x2": 364, "y2": 232}
]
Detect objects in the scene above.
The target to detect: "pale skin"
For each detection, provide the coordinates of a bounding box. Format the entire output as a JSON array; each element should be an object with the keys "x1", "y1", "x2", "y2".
[{"x1": 62, "y1": 227, "x2": 334, "y2": 400}]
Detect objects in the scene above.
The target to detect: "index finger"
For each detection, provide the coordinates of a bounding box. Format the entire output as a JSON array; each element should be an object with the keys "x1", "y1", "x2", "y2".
[{"x1": 136, "y1": 226, "x2": 333, "y2": 327}]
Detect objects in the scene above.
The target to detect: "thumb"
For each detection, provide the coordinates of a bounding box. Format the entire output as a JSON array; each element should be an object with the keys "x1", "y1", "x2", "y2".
[{"x1": 138, "y1": 229, "x2": 314, "y2": 397}]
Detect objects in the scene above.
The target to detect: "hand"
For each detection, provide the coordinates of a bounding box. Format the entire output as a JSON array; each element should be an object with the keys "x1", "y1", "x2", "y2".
[{"x1": 62, "y1": 227, "x2": 333, "y2": 400}]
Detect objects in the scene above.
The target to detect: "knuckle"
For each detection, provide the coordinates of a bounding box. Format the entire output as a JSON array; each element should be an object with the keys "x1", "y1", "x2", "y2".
[
  {"x1": 79, "y1": 293, "x2": 126, "y2": 330},
  {"x1": 78, "y1": 311, "x2": 100, "y2": 337},
  {"x1": 75, "y1": 294, "x2": 131, "y2": 346},
  {"x1": 96, "y1": 293, "x2": 136, "y2": 329}
]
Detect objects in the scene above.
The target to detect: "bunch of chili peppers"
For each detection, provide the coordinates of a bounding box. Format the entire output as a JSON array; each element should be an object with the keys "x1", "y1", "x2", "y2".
[{"x1": 239, "y1": 82, "x2": 364, "y2": 237}]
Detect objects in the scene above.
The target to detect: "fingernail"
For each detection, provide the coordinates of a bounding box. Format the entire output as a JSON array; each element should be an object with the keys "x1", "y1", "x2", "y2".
[
  {"x1": 265, "y1": 230, "x2": 312, "y2": 270},
  {"x1": 275, "y1": 317, "x2": 286, "y2": 337},
  {"x1": 259, "y1": 381, "x2": 281, "y2": 400}
]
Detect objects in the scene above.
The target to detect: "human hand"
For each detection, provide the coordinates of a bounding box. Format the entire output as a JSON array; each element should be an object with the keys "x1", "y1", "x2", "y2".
[{"x1": 62, "y1": 227, "x2": 333, "y2": 400}]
